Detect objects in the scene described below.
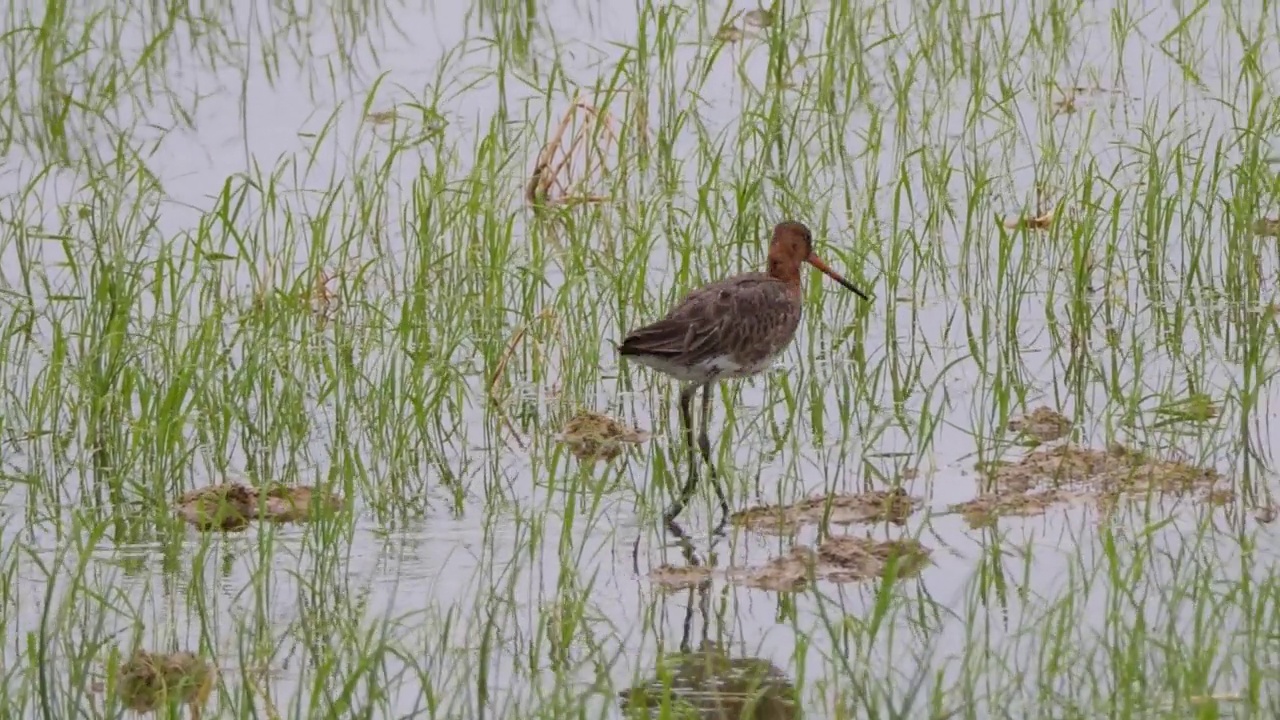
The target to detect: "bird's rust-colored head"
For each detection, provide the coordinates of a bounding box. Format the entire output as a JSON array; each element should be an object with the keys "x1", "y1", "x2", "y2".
[{"x1": 766, "y1": 221, "x2": 871, "y2": 301}]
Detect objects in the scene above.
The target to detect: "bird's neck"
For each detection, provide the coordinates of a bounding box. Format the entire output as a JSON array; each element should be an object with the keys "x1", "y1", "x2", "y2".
[{"x1": 767, "y1": 256, "x2": 804, "y2": 290}]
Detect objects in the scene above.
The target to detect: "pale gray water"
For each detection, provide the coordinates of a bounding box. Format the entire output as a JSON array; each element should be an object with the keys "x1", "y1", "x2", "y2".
[{"x1": 1, "y1": 0, "x2": 1279, "y2": 717}]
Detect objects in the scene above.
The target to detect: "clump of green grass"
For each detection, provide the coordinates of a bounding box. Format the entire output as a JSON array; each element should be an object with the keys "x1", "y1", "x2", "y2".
[{"x1": 1, "y1": 0, "x2": 1279, "y2": 716}]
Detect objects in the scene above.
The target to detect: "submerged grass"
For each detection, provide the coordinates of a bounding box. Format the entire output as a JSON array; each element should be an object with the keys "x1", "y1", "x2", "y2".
[{"x1": 1, "y1": 0, "x2": 1280, "y2": 717}]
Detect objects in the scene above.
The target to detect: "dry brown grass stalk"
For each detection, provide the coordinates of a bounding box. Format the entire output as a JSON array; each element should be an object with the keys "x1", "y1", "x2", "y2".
[{"x1": 525, "y1": 93, "x2": 623, "y2": 206}]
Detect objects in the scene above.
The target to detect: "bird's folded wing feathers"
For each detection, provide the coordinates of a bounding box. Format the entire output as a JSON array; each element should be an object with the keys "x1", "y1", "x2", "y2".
[{"x1": 619, "y1": 275, "x2": 789, "y2": 363}]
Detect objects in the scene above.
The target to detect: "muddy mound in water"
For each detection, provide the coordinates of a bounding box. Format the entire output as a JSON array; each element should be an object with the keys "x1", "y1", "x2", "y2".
[
  {"x1": 981, "y1": 442, "x2": 1220, "y2": 494},
  {"x1": 951, "y1": 488, "x2": 1091, "y2": 528},
  {"x1": 1007, "y1": 406, "x2": 1072, "y2": 443},
  {"x1": 729, "y1": 537, "x2": 931, "y2": 592},
  {"x1": 176, "y1": 483, "x2": 343, "y2": 532},
  {"x1": 648, "y1": 563, "x2": 715, "y2": 592},
  {"x1": 732, "y1": 489, "x2": 923, "y2": 534},
  {"x1": 649, "y1": 536, "x2": 932, "y2": 594},
  {"x1": 554, "y1": 411, "x2": 650, "y2": 461},
  {"x1": 952, "y1": 441, "x2": 1227, "y2": 527},
  {"x1": 116, "y1": 650, "x2": 215, "y2": 719}
]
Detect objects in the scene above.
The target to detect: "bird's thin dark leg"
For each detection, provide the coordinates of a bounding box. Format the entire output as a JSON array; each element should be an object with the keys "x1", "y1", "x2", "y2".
[
  {"x1": 698, "y1": 382, "x2": 730, "y2": 529},
  {"x1": 664, "y1": 383, "x2": 702, "y2": 527}
]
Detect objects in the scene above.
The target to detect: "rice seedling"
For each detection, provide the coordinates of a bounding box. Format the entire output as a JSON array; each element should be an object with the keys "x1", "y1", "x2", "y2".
[{"x1": 1, "y1": 0, "x2": 1279, "y2": 716}]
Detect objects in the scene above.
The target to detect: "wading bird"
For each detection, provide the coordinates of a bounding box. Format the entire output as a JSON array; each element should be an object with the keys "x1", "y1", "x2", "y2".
[{"x1": 619, "y1": 221, "x2": 871, "y2": 526}]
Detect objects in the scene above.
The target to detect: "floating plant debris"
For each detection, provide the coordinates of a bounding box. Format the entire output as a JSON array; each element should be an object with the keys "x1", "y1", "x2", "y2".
[
  {"x1": 950, "y1": 488, "x2": 1090, "y2": 528},
  {"x1": 1051, "y1": 83, "x2": 1126, "y2": 116},
  {"x1": 117, "y1": 650, "x2": 215, "y2": 719},
  {"x1": 953, "y1": 441, "x2": 1226, "y2": 527},
  {"x1": 554, "y1": 411, "x2": 650, "y2": 461},
  {"x1": 176, "y1": 483, "x2": 343, "y2": 531},
  {"x1": 525, "y1": 93, "x2": 621, "y2": 207},
  {"x1": 728, "y1": 547, "x2": 812, "y2": 592},
  {"x1": 732, "y1": 488, "x2": 922, "y2": 534},
  {"x1": 817, "y1": 537, "x2": 932, "y2": 582},
  {"x1": 1008, "y1": 406, "x2": 1072, "y2": 443},
  {"x1": 727, "y1": 537, "x2": 931, "y2": 592},
  {"x1": 715, "y1": 25, "x2": 745, "y2": 42},
  {"x1": 256, "y1": 485, "x2": 343, "y2": 522},
  {"x1": 980, "y1": 442, "x2": 1221, "y2": 495},
  {"x1": 175, "y1": 484, "x2": 256, "y2": 531},
  {"x1": 364, "y1": 109, "x2": 397, "y2": 125},
  {"x1": 647, "y1": 563, "x2": 714, "y2": 591},
  {"x1": 1002, "y1": 210, "x2": 1055, "y2": 230}
]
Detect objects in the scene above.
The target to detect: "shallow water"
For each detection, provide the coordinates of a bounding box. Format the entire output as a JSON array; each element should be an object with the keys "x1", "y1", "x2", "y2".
[{"x1": 2, "y1": 0, "x2": 1280, "y2": 717}]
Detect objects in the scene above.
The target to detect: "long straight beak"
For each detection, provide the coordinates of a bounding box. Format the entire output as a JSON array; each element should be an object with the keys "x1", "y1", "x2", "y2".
[{"x1": 807, "y1": 252, "x2": 871, "y2": 302}]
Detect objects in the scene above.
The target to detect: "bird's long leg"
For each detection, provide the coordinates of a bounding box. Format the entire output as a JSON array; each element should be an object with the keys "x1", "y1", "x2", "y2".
[
  {"x1": 664, "y1": 383, "x2": 702, "y2": 526},
  {"x1": 697, "y1": 382, "x2": 730, "y2": 526}
]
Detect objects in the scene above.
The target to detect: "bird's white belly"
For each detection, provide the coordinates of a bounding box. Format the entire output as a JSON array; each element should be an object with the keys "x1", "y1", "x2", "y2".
[{"x1": 629, "y1": 351, "x2": 780, "y2": 384}]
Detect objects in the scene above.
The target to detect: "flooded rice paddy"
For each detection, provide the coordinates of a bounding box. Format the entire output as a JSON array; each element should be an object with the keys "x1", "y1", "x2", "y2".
[{"x1": 2, "y1": 0, "x2": 1280, "y2": 716}]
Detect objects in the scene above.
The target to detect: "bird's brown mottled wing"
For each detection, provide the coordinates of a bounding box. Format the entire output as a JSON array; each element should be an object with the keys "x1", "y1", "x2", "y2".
[{"x1": 618, "y1": 273, "x2": 800, "y2": 368}]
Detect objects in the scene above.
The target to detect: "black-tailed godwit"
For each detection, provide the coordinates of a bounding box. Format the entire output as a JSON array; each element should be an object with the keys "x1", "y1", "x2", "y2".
[{"x1": 619, "y1": 221, "x2": 871, "y2": 526}]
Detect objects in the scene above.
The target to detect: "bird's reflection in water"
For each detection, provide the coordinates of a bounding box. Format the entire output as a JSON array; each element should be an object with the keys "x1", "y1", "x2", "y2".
[{"x1": 622, "y1": 528, "x2": 799, "y2": 720}]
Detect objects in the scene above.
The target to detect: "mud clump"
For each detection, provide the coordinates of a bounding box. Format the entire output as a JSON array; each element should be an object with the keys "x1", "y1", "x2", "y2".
[
  {"x1": 732, "y1": 489, "x2": 922, "y2": 534},
  {"x1": 744, "y1": 9, "x2": 775, "y2": 28},
  {"x1": 715, "y1": 25, "x2": 745, "y2": 42},
  {"x1": 728, "y1": 537, "x2": 932, "y2": 592},
  {"x1": 1008, "y1": 406, "x2": 1072, "y2": 443},
  {"x1": 950, "y1": 489, "x2": 1090, "y2": 528},
  {"x1": 258, "y1": 485, "x2": 342, "y2": 522},
  {"x1": 647, "y1": 563, "x2": 714, "y2": 592},
  {"x1": 555, "y1": 411, "x2": 650, "y2": 462},
  {"x1": 728, "y1": 547, "x2": 813, "y2": 592},
  {"x1": 956, "y1": 442, "x2": 1225, "y2": 527},
  {"x1": 176, "y1": 484, "x2": 257, "y2": 531},
  {"x1": 117, "y1": 650, "x2": 215, "y2": 719},
  {"x1": 982, "y1": 442, "x2": 1220, "y2": 495},
  {"x1": 176, "y1": 483, "x2": 343, "y2": 532},
  {"x1": 817, "y1": 537, "x2": 932, "y2": 582}
]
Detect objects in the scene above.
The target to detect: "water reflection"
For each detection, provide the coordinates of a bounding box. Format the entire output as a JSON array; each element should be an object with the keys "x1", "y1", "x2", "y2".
[{"x1": 622, "y1": 534, "x2": 798, "y2": 720}]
